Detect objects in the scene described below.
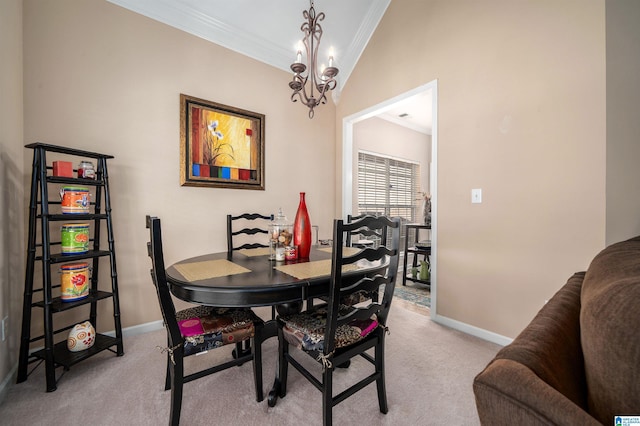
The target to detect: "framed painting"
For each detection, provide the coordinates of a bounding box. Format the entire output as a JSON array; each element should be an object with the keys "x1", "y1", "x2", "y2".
[{"x1": 180, "y1": 94, "x2": 265, "y2": 190}]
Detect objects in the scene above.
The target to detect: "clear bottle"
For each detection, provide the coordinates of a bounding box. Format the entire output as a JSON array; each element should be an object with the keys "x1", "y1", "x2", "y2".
[{"x1": 269, "y1": 208, "x2": 292, "y2": 261}]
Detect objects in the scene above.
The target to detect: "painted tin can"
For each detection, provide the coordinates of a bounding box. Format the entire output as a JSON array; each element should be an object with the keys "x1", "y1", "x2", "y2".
[
  {"x1": 61, "y1": 223, "x2": 90, "y2": 254},
  {"x1": 60, "y1": 262, "x2": 90, "y2": 301},
  {"x1": 60, "y1": 186, "x2": 90, "y2": 214}
]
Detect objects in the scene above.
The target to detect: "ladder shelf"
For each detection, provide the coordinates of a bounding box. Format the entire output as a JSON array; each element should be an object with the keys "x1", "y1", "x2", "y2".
[{"x1": 17, "y1": 142, "x2": 124, "y2": 392}]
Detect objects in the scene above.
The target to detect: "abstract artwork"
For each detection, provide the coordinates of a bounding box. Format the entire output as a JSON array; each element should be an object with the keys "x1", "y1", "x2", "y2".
[{"x1": 180, "y1": 94, "x2": 265, "y2": 190}]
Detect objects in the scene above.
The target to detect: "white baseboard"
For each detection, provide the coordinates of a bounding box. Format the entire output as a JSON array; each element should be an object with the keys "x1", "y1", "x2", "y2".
[
  {"x1": 103, "y1": 319, "x2": 164, "y2": 337},
  {"x1": 432, "y1": 313, "x2": 513, "y2": 347},
  {"x1": 0, "y1": 363, "x2": 17, "y2": 408}
]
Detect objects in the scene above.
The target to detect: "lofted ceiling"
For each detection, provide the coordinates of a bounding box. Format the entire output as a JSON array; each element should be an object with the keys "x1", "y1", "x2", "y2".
[{"x1": 107, "y1": 0, "x2": 431, "y2": 134}]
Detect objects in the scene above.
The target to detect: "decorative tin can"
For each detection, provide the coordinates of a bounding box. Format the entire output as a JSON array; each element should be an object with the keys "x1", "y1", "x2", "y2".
[
  {"x1": 60, "y1": 262, "x2": 90, "y2": 301},
  {"x1": 61, "y1": 223, "x2": 90, "y2": 254},
  {"x1": 60, "y1": 186, "x2": 90, "y2": 214}
]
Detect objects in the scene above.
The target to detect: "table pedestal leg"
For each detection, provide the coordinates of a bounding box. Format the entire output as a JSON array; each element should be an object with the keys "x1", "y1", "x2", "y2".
[
  {"x1": 267, "y1": 377, "x2": 281, "y2": 407},
  {"x1": 266, "y1": 301, "x2": 307, "y2": 407}
]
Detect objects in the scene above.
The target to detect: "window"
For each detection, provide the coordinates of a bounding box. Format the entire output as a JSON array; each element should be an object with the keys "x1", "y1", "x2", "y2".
[{"x1": 357, "y1": 152, "x2": 421, "y2": 245}]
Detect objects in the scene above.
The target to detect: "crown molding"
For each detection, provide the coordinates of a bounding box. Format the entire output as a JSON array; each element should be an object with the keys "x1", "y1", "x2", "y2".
[
  {"x1": 108, "y1": 0, "x2": 293, "y2": 68},
  {"x1": 337, "y1": 0, "x2": 391, "y2": 87}
]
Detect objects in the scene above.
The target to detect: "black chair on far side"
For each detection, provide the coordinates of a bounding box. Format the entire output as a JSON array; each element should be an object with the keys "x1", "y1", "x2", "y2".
[
  {"x1": 227, "y1": 212, "x2": 276, "y2": 320},
  {"x1": 346, "y1": 213, "x2": 388, "y2": 249},
  {"x1": 146, "y1": 215, "x2": 265, "y2": 426},
  {"x1": 227, "y1": 213, "x2": 273, "y2": 255},
  {"x1": 274, "y1": 215, "x2": 401, "y2": 426}
]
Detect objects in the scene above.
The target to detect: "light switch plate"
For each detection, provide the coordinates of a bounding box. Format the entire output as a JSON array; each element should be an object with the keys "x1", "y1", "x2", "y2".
[{"x1": 471, "y1": 188, "x2": 482, "y2": 203}]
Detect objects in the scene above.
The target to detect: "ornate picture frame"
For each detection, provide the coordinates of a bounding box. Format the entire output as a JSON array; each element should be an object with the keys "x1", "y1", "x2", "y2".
[{"x1": 180, "y1": 94, "x2": 265, "y2": 190}]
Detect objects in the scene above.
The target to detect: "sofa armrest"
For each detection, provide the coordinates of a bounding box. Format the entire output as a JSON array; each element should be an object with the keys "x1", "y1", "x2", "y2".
[
  {"x1": 474, "y1": 272, "x2": 600, "y2": 425},
  {"x1": 474, "y1": 359, "x2": 601, "y2": 426}
]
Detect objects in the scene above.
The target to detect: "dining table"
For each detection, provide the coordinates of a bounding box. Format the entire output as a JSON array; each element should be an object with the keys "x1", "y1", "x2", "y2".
[{"x1": 165, "y1": 244, "x2": 384, "y2": 406}]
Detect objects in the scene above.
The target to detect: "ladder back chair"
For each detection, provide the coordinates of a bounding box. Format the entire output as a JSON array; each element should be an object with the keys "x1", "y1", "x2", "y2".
[
  {"x1": 227, "y1": 212, "x2": 275, "y2": 320},
  {"x1": 226, "y1": 213, "x2": 273, "y2": 255},
  {"x1": 346, "y1": 213, "x2": 388, "y2": 249},
  {"x1": 275, "y1": 214, "x2": 401, "y2": 426},
  {"x1": 146, "y1": 215, "x2": 265, "y2": 426}
]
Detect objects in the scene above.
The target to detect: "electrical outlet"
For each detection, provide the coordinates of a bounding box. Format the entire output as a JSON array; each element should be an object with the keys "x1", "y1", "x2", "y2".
[{"x1": 1, "y1": 316, "x2": 7, "y2": 341}]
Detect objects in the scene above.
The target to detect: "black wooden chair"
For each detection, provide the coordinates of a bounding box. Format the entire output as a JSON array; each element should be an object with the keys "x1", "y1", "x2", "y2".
[
  {"x1": 275, "y1": 214, "x2": 401, "y2": 426},
  {"x1": 346, "y1": 213, "x2": 388, "y2": 249},
  {"x1": 227, "y1": 212, "x2": 275, "y2": 320},
  {"x1": 226, "y1": 213, "x2": 273, "y2": 255},
  {"x1": 146, "y1": 215, "x2": 264, "y2": 426}
]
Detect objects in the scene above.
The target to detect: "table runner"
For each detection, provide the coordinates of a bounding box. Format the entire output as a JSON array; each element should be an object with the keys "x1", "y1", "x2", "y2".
[
  {"x1": 318, "y1": 246, "x2": 362, "y2": 256},
  {"x1": 274, "y1": 259, "x2": 359, "y2": 280},
  {"x1": 238, "y1": 247, "x2": 271, "y2": 257},
  {"x1": 173, "y1": 259, "x2": 251, "y2": 281}
]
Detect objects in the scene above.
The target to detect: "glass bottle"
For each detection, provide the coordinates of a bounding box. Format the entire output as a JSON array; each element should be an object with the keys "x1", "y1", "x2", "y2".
[
  {"x1": 77, "y1": 161, "x2": 95, "y2": 179},
  {"x1": 294, "y1": 192, "x2": 312, "y2": 258},
  {"x1": 269, "y1": 208, "x2": 292, "y2": 261}
]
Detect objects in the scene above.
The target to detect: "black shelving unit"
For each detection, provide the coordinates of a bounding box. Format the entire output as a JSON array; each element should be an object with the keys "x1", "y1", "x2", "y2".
[
  {"x1": 402, "y1": 223, "x2": 431, "y2": 286},
  {"x1": 17, "y1": 143, "x2": 124, "y2": 392}
]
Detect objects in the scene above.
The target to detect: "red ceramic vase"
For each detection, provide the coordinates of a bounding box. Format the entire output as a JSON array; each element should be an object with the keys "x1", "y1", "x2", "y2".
[{"x1": 293, "y1": 192, "x2": 312, "y2": 258}]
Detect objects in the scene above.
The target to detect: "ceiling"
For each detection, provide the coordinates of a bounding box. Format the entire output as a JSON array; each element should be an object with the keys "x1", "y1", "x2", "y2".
[{"x1": 107, "y1": 0, "x2": 432, "y2": 134}]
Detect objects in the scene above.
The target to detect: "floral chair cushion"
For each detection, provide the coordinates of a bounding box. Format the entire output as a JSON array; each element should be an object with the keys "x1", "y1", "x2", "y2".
[
  {"x1": 340, "y1": 289, "x2": 372, "y2": 307},
  {"x1": 175, "y1": 306, "x2": 258, "y2": 357},
  {"x1": 280, "y1": 305, "x2": 378, "y2": 353}
]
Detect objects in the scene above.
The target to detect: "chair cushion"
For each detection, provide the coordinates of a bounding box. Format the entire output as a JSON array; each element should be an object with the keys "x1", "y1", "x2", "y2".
[
  {"x1": 340, "y1": 289, "x2": 372, "y2": 306},
  {"x1": 281, "y1": 305, "x2": 378, "y2": 352},
  {"x1": 175, "y1": 306, "x2": 258, "y2": 356}
]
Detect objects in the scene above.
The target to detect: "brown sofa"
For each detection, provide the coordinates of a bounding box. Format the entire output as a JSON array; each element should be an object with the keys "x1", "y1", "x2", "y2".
[{"x1": 473, "y1": 236, "x2": 640, "y2": 425}]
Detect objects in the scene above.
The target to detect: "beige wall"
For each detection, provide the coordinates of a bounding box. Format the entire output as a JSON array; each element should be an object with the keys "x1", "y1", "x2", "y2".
[
  {"x1": 0, "y1": 0, "x2": 25, "y2": 392},
  {"x1": 338, "y1": 0, "x2": 607, "y2": 338},
  {"x1": 605, "y1": 0, "x2": 640, "y2": 245},
  {"x1": 20, "y1": 0, "x2": 336, "y2": 336}
]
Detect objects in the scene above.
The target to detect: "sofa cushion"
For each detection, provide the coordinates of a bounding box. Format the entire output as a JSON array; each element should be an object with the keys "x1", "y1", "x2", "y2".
[{"x1": 580, "y1": 236, "x2": 640, "y2": 424}]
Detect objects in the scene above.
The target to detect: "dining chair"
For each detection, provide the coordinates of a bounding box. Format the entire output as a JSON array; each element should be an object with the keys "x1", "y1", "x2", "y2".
[
  {"x1": 346, "y1": 213, "x2": 388, "y2": 249},
  {"x1": 146, "y1": 215, "x2": 265, "y2": 426},
  {"x1": 227, "y1": 212, "x2": 276, "y2": 321},
  {"x1": 275, "y1": 214, "x2": 401, "y2": 426},
  {"x1": 226, "y1": 212, "x2": 273, "y2": 255}
]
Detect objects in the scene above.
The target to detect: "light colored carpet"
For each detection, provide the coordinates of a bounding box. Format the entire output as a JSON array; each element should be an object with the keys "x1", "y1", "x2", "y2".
[{"x1": 0, "y1": 303, "x2": 500, "y2": 425}]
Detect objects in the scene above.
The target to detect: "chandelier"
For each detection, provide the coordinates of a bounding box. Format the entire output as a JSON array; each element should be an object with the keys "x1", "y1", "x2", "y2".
[{"x1": 289, "y1": 1, "x2": 339, "y2": 118}]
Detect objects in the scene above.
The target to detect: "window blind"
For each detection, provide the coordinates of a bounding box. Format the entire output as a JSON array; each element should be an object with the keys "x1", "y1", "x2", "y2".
[{"x1": 357, "y1": 152, "x2": 421, "y2": 246}]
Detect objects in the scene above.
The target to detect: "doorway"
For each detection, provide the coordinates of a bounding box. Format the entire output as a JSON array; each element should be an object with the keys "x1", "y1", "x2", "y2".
[{"x1": 341, "y1": 80, "x2": 438, "y2": 317}]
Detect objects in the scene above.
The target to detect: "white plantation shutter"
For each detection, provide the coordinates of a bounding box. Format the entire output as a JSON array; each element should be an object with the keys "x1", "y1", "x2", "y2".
[{"x1": 357, "y1": 152, "x2": 421, "y2": 245}]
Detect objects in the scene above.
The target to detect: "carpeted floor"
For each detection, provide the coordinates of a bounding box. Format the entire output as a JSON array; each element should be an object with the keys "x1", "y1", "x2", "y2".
[{"x1": 0, "y1": 304, "x2": 500, "y2": 425}]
